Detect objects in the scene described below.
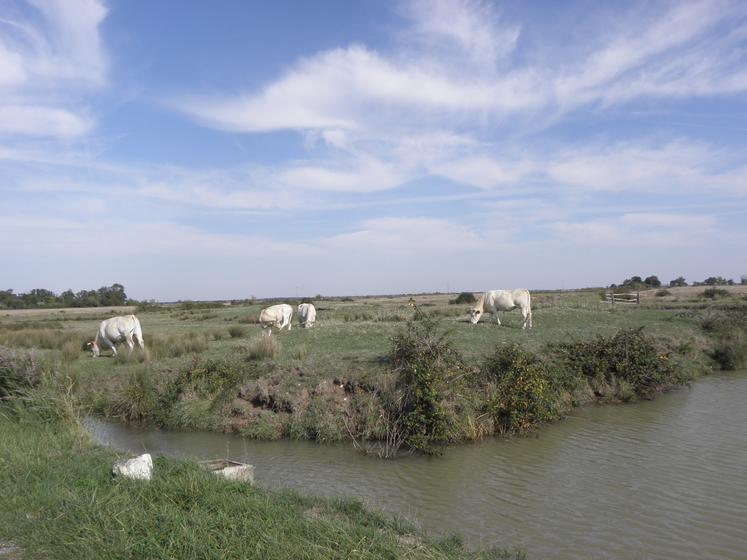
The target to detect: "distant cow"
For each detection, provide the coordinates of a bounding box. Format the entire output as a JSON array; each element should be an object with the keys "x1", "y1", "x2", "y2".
[
  {"x1": 88, "y1": 315, "x2": 145, "y2": 357},
  {"x1": 469, "y1": 289, "x2": 533, "y2": 329},
  {"x1": 296, "y1": 303, "x2": 317, "y2": 328},
  {"x1": 259, "y1": 304, "x2": 293, "y2": 334}
]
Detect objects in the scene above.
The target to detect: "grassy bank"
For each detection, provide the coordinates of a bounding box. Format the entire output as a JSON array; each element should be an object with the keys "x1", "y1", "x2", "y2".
[
  {"x1": 1, "y1": 287, "x2": 745, "y2": 455},
  {"x1": 0, "y1": 382, "x2": 521, "y2": 559}
]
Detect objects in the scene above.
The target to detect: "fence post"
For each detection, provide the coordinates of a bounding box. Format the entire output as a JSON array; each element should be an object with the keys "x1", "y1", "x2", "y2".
[
  {"x1": 611, "y1": 292, "x2": 615, "y2": 305},
  {"x1": 636, "y1": 291, "x2": 640, "y2": 304}
]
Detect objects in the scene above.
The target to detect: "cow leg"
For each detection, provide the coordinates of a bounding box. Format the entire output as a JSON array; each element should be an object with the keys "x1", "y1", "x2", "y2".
[
  {"x1": 494, "y1": 312, "x2": 501, "y2": 327},
  {"x1": 125, "y1": 335, "x2": 135, "y2": 353},
  {"x1": 103, "y1": 337, "x2": 117, "y2": 356}
]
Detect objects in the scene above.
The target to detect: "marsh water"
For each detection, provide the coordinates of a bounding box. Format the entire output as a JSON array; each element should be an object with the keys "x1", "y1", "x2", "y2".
[{"x1": 88, "y1": 370, "x2": 747, "y2": 560}]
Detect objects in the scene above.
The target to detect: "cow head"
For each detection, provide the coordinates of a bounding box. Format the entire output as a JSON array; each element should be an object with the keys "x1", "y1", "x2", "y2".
[
  {"x1": 86, "y1": 340, "x2": 100, "y2": 357},
  {"x1": 469, "y1": 307, "x2": 483, "y2": 324}
]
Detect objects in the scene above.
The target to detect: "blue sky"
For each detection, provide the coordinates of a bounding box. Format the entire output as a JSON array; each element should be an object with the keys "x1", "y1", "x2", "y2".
[{"x1": 1, "y1": 0, "x2": 746, "y2": 300}]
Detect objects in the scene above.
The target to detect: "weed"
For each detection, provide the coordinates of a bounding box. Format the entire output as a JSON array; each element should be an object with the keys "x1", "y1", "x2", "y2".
[
  {"x1": 245, "y1": 335, "x2": 281, "y2": 360},
  {"x1": 0, "y1": 346, "x2": 42, "y2": 399},
  {"x1": 228, "y1": 325, "x2": 247, "y2": 338}
]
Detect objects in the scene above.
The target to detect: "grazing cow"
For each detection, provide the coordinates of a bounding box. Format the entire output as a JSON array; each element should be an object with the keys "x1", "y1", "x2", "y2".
[
  {"x1": 296, "y1": 303, "x2": 317, "y2": 328},
  {"x1": 469, "y1": 289, "x2": 533, "y2": 329},
  {"x1": 259, "y1": 304, "x2": 293, "y2": 334},
  {"x1": 87, "y1": 315, "x2": 145, "y2": 357}
]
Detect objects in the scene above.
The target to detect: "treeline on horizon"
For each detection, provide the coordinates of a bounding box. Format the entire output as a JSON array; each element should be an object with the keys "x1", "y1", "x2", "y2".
[
  {"x1": 611, "y1": 274, "x2": 747, "y2": 289},
  {"x1": 0, "y1": 284, "x2": 129, "y2": 309}
]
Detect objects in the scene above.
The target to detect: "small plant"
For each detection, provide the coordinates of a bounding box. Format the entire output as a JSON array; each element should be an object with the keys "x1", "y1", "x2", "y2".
[
  {"x1": 702, "y1": 287, "x2": 730, "y2": 299},
  {"x1": 61, "y1": 340, "x2": 82, "y2": 364},
  {"x1": 0, "y1": 346, "x2": 42, "y2": 399},
  {"x1": 244, "y1": 335, "x2": 281, "y2": 360},
  {"x1": 291, "y1": 344, "x2": 308, "y2": 360},
  {"x1": 228, "y1": 326, "x2": 247, "y2": 338}
]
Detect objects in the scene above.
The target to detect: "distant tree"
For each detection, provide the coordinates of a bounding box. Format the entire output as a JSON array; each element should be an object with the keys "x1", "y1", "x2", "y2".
[
  {"x1": 450, "y1": 292, "x2": 477, "y2": 305},
  {"x1": 669, "y1": 276, "x2": 687, "y2": 287},
  {"x1": 702, "y1": 276, "x2": 730, "y2": 286},
  {"x1": 643, "y1": 275, "x2": 661, "y2": 288},
  {"x1": 741, "y1": 275, "x2": 747, "y2": 286},
  {"x1": 620, "y1": 276, "x2": 645, "y2": 289}
]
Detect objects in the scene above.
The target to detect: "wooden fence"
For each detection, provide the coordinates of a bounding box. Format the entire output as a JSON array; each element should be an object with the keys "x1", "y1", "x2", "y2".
[{"x1": 604, "y1": 291, "x2": 640, "y2": 305}]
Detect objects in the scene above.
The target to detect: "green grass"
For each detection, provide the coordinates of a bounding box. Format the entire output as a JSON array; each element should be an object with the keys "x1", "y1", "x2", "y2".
[{"x1": 0, "y1": 397, "x2": 521, "y2": 560}]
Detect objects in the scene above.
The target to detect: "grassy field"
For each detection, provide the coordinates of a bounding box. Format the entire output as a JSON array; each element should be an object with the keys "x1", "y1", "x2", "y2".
[
  {"x1": 0, "y1": 393, "x2": 521, "y2": 559},
  {"x1": 1, "y1": 286, "x2": 746, "y2": 452}
]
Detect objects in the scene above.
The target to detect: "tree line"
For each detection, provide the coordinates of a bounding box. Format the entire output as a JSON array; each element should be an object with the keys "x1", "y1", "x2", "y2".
[
  {"x1": 612, "y1": 275, "x2": 747, "y2": 289},
  {"x1": 0, "y1": 284, "x2": 129, "y2": 309}
]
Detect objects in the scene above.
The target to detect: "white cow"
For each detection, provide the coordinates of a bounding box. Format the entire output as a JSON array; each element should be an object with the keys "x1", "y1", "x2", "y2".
[
  {"x1": 259, "y1": 304, "x2": 293, "y2": 334},
  {"x1": 296, "y1": 303, "x2": 317, "y2": 328},
  {"x1": 469, "y1": 289, "x2": 533, "y2": 329},
  {"x1": 87, "y1": 315, "x2": 145, "y2": 357}
]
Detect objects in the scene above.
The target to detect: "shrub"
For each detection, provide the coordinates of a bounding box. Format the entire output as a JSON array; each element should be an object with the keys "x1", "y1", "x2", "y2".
[
  {"x1": 292, "y1": 344, "x2": 308, "y2": 360},
  {"x1": 228, "y1": 326, "x2": 247, "y2": 338},
  {"x1": 449, "y1": 292, "x2": 476, "y2": 305},
  {"x1": 552, "y1": 328, "x2": 680, "y2": 400},
  {"x1": 237, "y1": 315, "x2": 259, "y2": 324},
  {"x1": 244, "y1": 335, "x2": 281, "y2": 360},
  {"x1": 61, "y1": 340, "x2": 82, "y2": 364},
  {"x1": 0, "y1": 346, "x2": 43, "y2": 399},
  {"x1": 239, "y1": 411, "x2": 285, "y2": 440},
  {"x1": 112, "y1": 367, "x2": 157, "y2": 423},
  {"x1": 655, "y1": 289, "x2": 671, "y2": 297},
  {"x1": 480, "y1": 345, "x2": 562, "y2": 434},
  {"x1": 702, "y1": 287, "x2": 730, "y2": 299},
  {"x1": 389, "y1": 317, "x2": 461, "y2": 454},
  {"x1": 710, "y1": 340, "x2": 746, "y2": 370}
]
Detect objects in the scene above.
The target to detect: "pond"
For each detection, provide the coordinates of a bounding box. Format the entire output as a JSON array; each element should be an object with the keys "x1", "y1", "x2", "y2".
[{"x1": 88, "y1": 370, "x2": 747, "y2": 559}]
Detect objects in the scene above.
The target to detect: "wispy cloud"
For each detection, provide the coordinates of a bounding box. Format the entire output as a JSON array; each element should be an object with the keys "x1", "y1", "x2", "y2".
[{"x1": 0, "y1": 0, "x2": 108, "y2": 138}]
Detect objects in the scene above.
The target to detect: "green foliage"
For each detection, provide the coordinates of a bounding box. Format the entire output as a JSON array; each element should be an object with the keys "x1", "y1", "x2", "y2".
[
  {"x1": 669, "y1": 276, "x2": 687, "y2": 287},
  {"x1": 228, "y1": 325, "x2": 247, "y2": 338},
  {"x1": 389, "y1": 316, "x2": 461, "y2": 454},
  {"x1": 702, "y1": 287, "x2": 730, "y2": 299},
  {"x1": 239, "y1": 410, "x2": 285, "y2": 440},
  {"x1": 112, "y1": 367, "x2": 158, "y2": 423},
  {"x1": 0, "y1": 283, "x2": 128, "y2": 309},
  {"x1": 450, "y1": 292, "x2": 477, "y2": 305},
  {"x1": 551, "y1": 328, "x2": 680, "y2": 400},
  {"x1": 0, "y1": 346, "x2": 42, "y2": 399},
  {"x1": 701, "y1": 276, "x2": 732, "y2": 286},
  {"x1": 655, "y1": 289, "x2": 671, "y2": 297},
  {"x1": 644, "y1": 275, "x2": 661, "y2": 288},
  {"x1": 480, "y1": 345, "x2": 562, "y2": 434}
]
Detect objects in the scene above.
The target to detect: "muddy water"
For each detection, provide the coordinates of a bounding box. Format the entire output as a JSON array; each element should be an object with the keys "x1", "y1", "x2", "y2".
[{"x1": 88, "y1": 370, "x2": 747, "y2": 560}]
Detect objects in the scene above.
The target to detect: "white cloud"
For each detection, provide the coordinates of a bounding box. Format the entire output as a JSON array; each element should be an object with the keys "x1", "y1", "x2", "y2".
[
  {"x1": 0, "y1": 0, "x2": 108, "y2": 139},
  {"x1": 550, "y1": 212, "x2": 717, "y2": 246},
  {"x1": 0, "y1": 104, "x2": 93, "y2": 137},
  {"x1": 323, "y1": 216, "x2": 510, "y2": 253},
  {"x1": 401, "y1": 0, "x2": 520, "y2": 66}
]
